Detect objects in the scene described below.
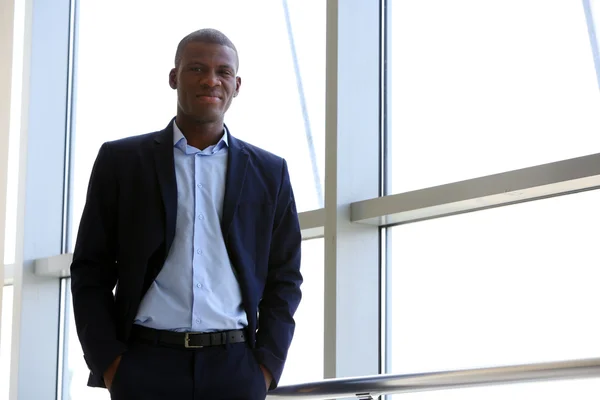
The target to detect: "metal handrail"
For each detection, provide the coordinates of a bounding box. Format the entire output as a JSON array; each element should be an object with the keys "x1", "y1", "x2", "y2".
[{"x1": 268, "y1": 357, "x2": 600, "y2": 399}]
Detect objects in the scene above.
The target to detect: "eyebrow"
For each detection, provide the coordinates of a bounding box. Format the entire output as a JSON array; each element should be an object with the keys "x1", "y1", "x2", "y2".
[
  {"x1": 217, "y1": 64, "x2": 235, "y2": 71},
  {"x1": 186, "y1": 61, "x2": 235, "y2": 70}
]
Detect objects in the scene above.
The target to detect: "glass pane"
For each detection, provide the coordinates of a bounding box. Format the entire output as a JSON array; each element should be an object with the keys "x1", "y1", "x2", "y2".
[
  {"x1": 0, "y1": 285, "x2": 14, "y2": 400},
  {"x1": 64, "y1": 280, "x2": 110, "y2": 400},
  {"x1": 63, "y1": 238, "x2": 323, "y2": 397},
  {"x1": 4, "y1": 0, "x2": 25, "y2": 265},
  {"x1": 388, "y1": 0, "x2": 600, "y2": 194},
  {"x1": 387, "y1": 190, "x2": 600, "y2": 398},
  {"x1": 69, "y1": 0, "x2": 325, "y2": 250},
  {"x1": 280, "y1": 238, "x2": 324, "y2": 385}
]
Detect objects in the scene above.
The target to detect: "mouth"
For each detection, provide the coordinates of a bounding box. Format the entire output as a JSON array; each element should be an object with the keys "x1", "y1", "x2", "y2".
[{"x1": 196, "y1": 94, "x2": 221, "y2": 103}]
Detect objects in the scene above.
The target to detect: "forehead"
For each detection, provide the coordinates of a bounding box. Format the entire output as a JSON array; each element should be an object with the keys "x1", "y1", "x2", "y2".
[{"x1": 180, "y1": 41, "x2": 237, "y2": 67}]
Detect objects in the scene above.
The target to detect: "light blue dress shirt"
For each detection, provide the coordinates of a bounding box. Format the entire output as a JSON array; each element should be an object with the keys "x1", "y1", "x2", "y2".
[{"x1": 134, "y1": 122, "x2": 248, "y2": 332}]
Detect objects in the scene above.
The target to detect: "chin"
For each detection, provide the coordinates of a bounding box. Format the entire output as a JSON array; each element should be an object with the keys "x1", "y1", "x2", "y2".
[{"x1": 192, "y1": 114, "x2": 222, "y2": 124}]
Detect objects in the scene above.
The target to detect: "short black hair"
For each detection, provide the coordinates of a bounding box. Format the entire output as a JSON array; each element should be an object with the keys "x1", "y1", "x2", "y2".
[{"x1": 174, "y1": 28, "x2": 239, "y2": 71}]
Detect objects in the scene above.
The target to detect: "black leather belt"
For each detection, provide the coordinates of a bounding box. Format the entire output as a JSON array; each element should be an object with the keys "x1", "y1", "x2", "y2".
[{"x1": 131, "y1": 325, "x2": 246, "y2": 349}]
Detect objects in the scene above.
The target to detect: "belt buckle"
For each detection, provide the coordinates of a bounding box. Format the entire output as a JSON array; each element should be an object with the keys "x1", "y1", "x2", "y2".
[{"x1": 184, "y1": 333, "x2": 204, "y2": 349}]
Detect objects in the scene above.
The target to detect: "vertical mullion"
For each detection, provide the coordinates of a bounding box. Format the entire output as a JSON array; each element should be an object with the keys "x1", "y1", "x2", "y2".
[
  {"x1": 61, "y1": 0, "x2": 77, "y2": 254},
  {"x1": 323, "y1": 0, "x2": 339, "y2": 379},
  {"x1": 11, "y1": 0, "x2": 72, "y2": 397},
  {"x1": 0, "y1": 0, "x2": 16, "y2": 310},
  {"x1": 55, "y1": 279, "x2": 67, "y2": 400},
  {"x1": 324, "y1": 0, "x2": 382, "y2": 385}
]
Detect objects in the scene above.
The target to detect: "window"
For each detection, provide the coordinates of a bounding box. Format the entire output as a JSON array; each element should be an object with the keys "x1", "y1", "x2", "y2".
[
  {"x1": 4, "y1": 0, "x2": 25, "y2": 265},
  {"x1": 386, "y1": 189, "x2": 600, "y2": 398},
  {"x1": 62, "y1": 238, "x2": 323, "y2": 398},
  {"x1": 387, "y1": 0, "x2": 600, "y2": 194},
  {"x1": 63, "y1": 279, "x2": 109, "y2": 400},
  {"x1": 0, "y1": 285, "x2": 14, "y2": 400},
  {"x1": 69, "y1": 0, "x2": 326, "y2": 250},
  {"x1": 279, "y1": 238, "x2": 324, "y2": 385}
]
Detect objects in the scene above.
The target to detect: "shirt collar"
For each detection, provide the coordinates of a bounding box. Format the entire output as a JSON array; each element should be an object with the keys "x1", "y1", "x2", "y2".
[{"x1": 172, "y1": 120, "x2": 229, "y2": 150}]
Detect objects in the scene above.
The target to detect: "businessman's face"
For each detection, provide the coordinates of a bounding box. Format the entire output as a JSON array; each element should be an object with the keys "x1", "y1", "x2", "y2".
[{"x1": 169, "y1": 41, "x2": 241, "y2": 124}]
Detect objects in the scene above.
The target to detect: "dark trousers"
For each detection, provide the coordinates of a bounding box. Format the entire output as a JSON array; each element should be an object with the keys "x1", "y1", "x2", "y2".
[{"x1": 109, "y1": 340, "x2": 268, "y2": 400}]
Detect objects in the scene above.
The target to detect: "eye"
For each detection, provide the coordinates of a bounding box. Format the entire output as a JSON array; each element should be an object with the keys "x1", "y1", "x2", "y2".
[{"x1": 220, "y1": 70, "x2": 233, "y2": 76}]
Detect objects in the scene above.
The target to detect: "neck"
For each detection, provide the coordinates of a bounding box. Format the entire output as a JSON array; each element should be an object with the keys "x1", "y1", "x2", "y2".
[{"x1": 175, "y1": 114, "x2": 225, "y2": 150}]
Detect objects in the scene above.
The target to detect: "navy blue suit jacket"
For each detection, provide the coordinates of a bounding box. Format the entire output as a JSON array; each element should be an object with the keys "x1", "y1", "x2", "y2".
[{"x1": 70, "y1": 121, "x2": 302, "y2": 389}]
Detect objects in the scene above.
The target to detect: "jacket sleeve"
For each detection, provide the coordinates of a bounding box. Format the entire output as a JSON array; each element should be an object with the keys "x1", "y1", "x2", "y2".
[
  {"x1": 253, "y1": 159, "x2": 303, "y2": 389},
  {"x1": 70, "y1": 142, "x2": 127, "y2": 383}
]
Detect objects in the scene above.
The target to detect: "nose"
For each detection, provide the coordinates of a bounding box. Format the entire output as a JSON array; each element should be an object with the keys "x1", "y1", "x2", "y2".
[{"x1": 200, "y1": 70, "x2": 221, "y2": 88}]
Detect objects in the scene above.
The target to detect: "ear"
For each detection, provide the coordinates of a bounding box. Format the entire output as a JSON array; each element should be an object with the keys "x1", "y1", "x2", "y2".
[
  {"x1": 169, "y1": 68, "x2": 177, "y2": 90},
  {"x1": 234, "y1": 76, "x2": 242, "y2": 97}
]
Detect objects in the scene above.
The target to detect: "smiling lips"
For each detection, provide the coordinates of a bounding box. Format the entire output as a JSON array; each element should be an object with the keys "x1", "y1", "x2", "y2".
[{"x1": 196, "y1": 94, "x2": 221, "y2": 103}]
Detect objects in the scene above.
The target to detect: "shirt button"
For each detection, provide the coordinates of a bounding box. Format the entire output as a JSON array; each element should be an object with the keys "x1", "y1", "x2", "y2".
[
  {"x1": 196, "y1": 249, "x2": 202, "y2": 255},
  {"x1": 196, "y1": 319, "x2": 200, "y2": 324},
  {"x1": 197, "y1": 184, "x2": 203, "y2": 189},
  {"x1": 198, "y1": 214, "x2": 204, "y2": 220},
  {"x1": 197, "y1": 283, "x2": 202, "y2": 288}
]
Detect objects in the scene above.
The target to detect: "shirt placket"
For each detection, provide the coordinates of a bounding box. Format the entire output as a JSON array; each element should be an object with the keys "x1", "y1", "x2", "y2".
[{"x1": 190, "y1": 149, "x2": 205, "y2": 331}]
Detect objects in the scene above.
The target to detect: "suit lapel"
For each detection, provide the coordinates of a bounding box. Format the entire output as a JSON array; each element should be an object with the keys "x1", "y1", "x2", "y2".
[
  {"x1": 221, "y1": 131, "x2": 249, "y2": 239},
  {"x1": 153, "y1": 121, "x2": 177, "y2": 255}
]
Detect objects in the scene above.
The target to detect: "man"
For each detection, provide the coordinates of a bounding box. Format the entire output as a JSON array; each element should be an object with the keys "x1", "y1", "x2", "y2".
[{"x1": 70, "y1": 28, "x2": 303, "y2": 400}]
